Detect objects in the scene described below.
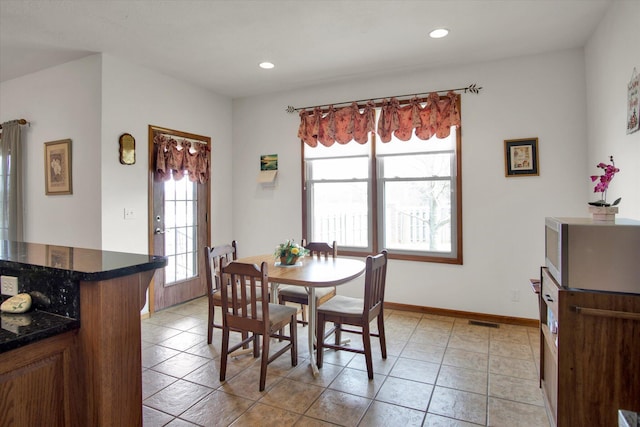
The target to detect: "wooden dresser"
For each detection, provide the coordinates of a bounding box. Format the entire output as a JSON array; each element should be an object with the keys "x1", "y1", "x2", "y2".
[{"x1": 539, "y1": 267, "x2": 640, "y2": 427}]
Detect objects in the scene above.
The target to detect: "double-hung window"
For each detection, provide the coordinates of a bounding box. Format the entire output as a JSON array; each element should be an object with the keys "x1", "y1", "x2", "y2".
[{"x1": 303, "y1": 108, "x2": 462, "y2": 264}]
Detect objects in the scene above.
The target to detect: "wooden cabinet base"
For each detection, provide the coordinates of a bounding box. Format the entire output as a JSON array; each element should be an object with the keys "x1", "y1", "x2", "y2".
[
  {"x1": 71, "y1": 270, "x2": 154, "y2": 427},
  {"x1": 0, "y1": 332, "x2": 75, "y2": 427},
  {"x1": 0, "y1": 270, "x2": 154, "y2": 427}
]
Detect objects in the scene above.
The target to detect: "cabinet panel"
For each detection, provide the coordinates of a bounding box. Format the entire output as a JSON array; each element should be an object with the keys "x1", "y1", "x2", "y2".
[
  {"x1": 539, "y1": 268, "x2": 559, "y2": 426},
  {"x1": 541, "y1": 338, "x2": 557, "y2": 426},
  {"x1": 558, "y1": 290, "x2": 640, "y2": 427},
  {"x1": 0, "y1": 332, "x2": 74, "y2": 427}
]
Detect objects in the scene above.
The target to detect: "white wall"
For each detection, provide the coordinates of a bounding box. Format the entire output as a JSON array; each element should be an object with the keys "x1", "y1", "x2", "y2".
[
  {"x1": 0, "y1": 56, "x2": 103, "y2": 248},
  {"x1": 585, "y1": 0, "x2": 640, "y2": 220},
  {"x1": 1, "y1": 54, "x2": 233, "y2": 314},
  {"x1": 233, "y1": 49, "x2": 589, "y2": 319},
  {"x1": 100, "y1": 55, "x2": 234, "y2": 254},
  {"x1": 1, "y1": 54, "x2": 234, "y2": 253}
]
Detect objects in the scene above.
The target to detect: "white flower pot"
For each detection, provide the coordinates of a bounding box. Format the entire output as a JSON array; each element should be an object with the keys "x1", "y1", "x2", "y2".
[{"x1": 588, "y1": 206, "x2": 618, "y2": 222}]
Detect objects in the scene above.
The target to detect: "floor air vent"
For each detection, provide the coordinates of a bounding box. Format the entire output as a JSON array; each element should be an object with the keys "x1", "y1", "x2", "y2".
[{"x1": 468, "y1": 320, "x2": 499, "y2": 328}]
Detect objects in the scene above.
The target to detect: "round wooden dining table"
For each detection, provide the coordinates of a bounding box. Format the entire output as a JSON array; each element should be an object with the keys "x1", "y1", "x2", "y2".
[{"x1": 235, "y1": 254, "x2": 366, "y2": 376}]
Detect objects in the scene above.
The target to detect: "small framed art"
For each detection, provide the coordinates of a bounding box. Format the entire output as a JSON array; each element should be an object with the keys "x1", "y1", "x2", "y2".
[
  {"x1": 504, "y1": 138, "x2": 539, "y2": 177},
  {"x1": 260, "y1": 154, "x2": 278, "y2": 171},
  {"x1": 44, "y1": 139, "x2": 73, "y2": 195}
]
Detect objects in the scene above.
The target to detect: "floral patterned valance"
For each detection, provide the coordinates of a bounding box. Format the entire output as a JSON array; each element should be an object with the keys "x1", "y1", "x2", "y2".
[
  {"x1": 298, "y1": 101, "x2": 375, "y2": 147},
  {"x1": 154, "y1": 133, "x2": 210, "y2": 183},
  {"x1": 298, "y1": 91, "x2": 460, "y2": 146}
]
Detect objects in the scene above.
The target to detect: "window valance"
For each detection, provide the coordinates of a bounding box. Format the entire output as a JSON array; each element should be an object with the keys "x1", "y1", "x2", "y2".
[
  {"x1": 154, "y1": 133, "x2": 210, "y2": 183},
  {"x1": 298, "y1": 101, "x2": 376, "y2": 147},
  {"x1": 297, "y1": 91, "x2": 461, "y2": 146}
]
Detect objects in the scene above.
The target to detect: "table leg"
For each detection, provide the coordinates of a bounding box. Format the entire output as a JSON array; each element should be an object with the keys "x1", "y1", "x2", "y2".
[{"x1": 307, "y1": 287, "x2": 320, "y2": 377}]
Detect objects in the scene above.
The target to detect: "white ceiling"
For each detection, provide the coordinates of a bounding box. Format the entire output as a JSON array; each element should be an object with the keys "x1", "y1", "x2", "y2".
[{"x1": 0, "y1": 0, "x2": 612, "y2": 99}]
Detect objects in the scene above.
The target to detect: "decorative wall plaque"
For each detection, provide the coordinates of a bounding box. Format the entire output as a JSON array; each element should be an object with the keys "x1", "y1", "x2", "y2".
[{"x1": 119, "y1": 133, "x2": 136, "y2": 164}]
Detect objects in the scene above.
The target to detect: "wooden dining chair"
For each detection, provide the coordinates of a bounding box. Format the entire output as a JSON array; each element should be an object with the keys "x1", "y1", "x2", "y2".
[
  {"x1": 219, "y1": 260, "x2": 298, "y2": 391},
  {"x1": 316, "y1": 250, "x2": 388, "y2": 379},
  {"x1": 204, "y1": 241, "x2": 238, "y2": 344},
  {"x1": 277, "y1": 241, "x2": 338, "y2": 325}
]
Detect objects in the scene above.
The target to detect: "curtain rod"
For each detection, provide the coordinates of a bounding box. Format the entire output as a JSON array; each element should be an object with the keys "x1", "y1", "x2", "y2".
[
  {"x1": 0, "y1": 118, "x2": 29, "y2": 129},
  {"x1": 285, "y1": 83, "x2": 482, "y2": 113},
  {"x1": 154, "y1": 130, "x2": 208, "y2": 145}
]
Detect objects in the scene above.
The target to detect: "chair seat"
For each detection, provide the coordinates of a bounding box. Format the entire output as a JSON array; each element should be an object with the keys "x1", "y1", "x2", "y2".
[
  {"x1": 235, "y1": 303, "x2": 298, "y2": 328},
  {"x1": 278, "y1": 285, "x2": 334, "y2": 300},
  {"x1": 317, "y1": 295, "x2": 363, "y2": 317}
]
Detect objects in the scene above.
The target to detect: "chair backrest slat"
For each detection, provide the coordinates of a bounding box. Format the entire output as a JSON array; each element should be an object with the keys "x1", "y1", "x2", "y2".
[
  {"x1": 363, "y1": 250, "x2": 388, "y2": 316},
  {"x1": 246, "y1": 272, "x2": 256, "y2": 320},
  {"x1": 205, "y1": 241, "x2": 238, "y2": 294},
  {"x1": 220, "y1": 261, "x2": 269, "y2": 327},
  {"x1": 304, "y1": 241, "x2": 338, "y2": 260}
]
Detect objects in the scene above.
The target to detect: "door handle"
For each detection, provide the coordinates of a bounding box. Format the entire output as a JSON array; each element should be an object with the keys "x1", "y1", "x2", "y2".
[{"x1": 154, "y1": 228, "x2": 165, "y2": 234}]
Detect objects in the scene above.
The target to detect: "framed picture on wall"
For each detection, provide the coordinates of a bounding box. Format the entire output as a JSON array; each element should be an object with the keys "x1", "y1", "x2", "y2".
[
  {"x1": 44, "y1": 139, "x2": 72, "y2": 195},
  {"x1": 504, "y1": 138, "x2": 539, "y2": 177},
  {"x1": 260, "y1": 154, "x2": 278, "y2": 171}
]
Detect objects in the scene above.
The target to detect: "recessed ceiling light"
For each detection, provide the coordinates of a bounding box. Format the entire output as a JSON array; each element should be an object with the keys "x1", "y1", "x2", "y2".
[
  {"x1": 259, "y1": 62, "x2": 275, "y2": 69},
  {"x1": 429, "y1": 28, "x2": 449, "y2": 39}
]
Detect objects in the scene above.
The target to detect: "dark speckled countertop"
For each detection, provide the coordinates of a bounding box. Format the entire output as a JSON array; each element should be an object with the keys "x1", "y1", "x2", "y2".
[
  {"x1": 0, "y1": 309, "x2": 79, "y2": 352},
  {"x1": 0, "y1": 241, "x2": 167, "y2": 354},
  {"x1": 0, "y1": 241, "x2": 167, "y2": 281}
]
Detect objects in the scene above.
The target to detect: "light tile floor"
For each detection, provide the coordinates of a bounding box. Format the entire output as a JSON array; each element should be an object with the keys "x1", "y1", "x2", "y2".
[{"x1": 141, "y1": 297, "x2": 550, "y2": 427}]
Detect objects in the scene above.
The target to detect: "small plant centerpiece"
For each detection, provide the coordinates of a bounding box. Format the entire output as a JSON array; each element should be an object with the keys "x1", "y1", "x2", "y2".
[
  {"x1": 274, "y1": 240, "x2": 309, "y2": 265},
  {"x1": 588, "y1": 156, "x2": 621, "y2": 207},
  {"x1": 588, "y1": 156, "x2": 620, "y2": 221}
]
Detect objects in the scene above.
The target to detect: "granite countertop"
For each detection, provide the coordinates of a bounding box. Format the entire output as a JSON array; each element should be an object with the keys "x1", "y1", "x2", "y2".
[
  {"x1": 0, "y1": 241, "x2": 167, "y2": 354},
  {"x1": 0, "y1": 309, "x2": 79, "y2": 353},
  {"x1": 0, "y1": 240, "x2": 167, "y2": 282}
]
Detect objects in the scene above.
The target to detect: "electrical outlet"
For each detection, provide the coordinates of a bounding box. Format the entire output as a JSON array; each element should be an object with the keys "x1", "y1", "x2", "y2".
[
  {"x1": 1, "y1": 275, "x2": 19, "y2": 296},
  {"x1": 510, "y1": 289, "x2": 520, "y2": 302}
]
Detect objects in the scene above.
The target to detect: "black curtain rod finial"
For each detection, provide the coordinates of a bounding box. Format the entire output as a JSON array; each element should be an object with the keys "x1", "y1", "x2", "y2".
[{"x1": 464, "y1": 84, "x2": 482, "y2": 94}]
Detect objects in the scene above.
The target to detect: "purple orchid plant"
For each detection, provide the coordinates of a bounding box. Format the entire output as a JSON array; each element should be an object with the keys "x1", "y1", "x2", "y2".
[{"x1": 588, "y1": 155, "x2": 621, "y2": 207}]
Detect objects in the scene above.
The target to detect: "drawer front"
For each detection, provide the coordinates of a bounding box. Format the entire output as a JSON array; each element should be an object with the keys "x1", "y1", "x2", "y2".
[{"x1": 541, "y1": 268, "x2": 560, "y2": 318}]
